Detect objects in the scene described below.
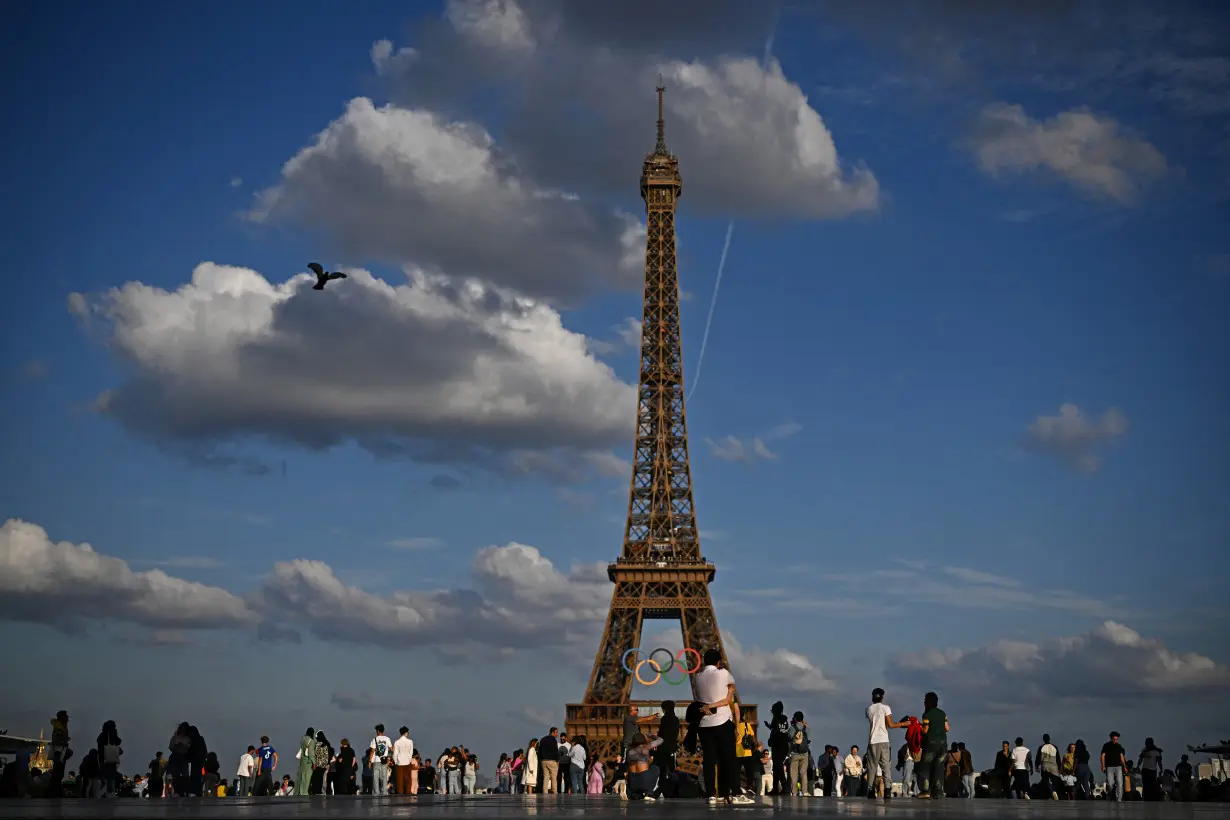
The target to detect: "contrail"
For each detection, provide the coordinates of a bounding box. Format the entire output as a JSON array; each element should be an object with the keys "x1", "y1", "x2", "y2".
[{"x1": 687, "y1": 6, "x2": 779, "y2": 404}]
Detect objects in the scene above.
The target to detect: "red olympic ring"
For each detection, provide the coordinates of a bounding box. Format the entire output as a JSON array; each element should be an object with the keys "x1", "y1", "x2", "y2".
[{"x1": 675, "y1": 647, "x2": 702, "y2": 674}]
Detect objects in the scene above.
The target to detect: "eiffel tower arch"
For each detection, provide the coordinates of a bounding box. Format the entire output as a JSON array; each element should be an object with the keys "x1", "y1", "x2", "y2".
[{"x1": 565, "y1": 85, "x2": 756, "y2": 771}]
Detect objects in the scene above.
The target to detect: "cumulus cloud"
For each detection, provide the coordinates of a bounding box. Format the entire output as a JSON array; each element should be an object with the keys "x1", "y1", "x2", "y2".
[
  {"x1": 886, "y1": 621, "x2": 1230, "y2": 705},
  {"x1": 970, "y1": 104, "x2": 1169, "y2": 202},
  {"x1": 78, "y1": 262, "x2": 635, "y2": 479},
  {"x1": 247, "y1": 97, "x2": 642, "y2": 304},
  {"x1": 4, "y1": 517, "x2": 834, "y2": 686},
  {"x1": 639, "y1": 626, "x2": 837, "y2": 696},
  {"x1": 0, "y1": 519, "x2": 252, "y2": 631},
  {"x1": 1025, "y1": 403, "x2": 1129, "y2": 473},
  {"x1": 706, "y1": 422, "x2": 801, "y2": 462},
  {"x1": 376, "y1": 1, "x2": 878, "y2": 220},
  {"x1": 252, "y1": 542, "x2": 611, "y2": 652}
]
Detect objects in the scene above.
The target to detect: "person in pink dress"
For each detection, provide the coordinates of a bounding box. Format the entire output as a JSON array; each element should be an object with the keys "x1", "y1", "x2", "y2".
[{"x1": 587, "y1": 757, "x2": 606, "y2": 794}]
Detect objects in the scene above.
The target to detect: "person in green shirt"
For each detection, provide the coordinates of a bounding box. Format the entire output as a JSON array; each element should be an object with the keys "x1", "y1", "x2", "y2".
[{"x1": 917, "y1": 691, "x2": 949, "y2": 799}]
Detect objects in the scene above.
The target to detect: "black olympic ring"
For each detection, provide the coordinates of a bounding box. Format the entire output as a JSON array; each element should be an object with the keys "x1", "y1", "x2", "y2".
[{"x1": 621, "y1": 647, "x2": 703, "y2": 686}]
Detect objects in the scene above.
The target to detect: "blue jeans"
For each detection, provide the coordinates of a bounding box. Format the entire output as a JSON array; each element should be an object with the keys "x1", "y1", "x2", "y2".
[
  {"x1": 917, "y1": 747, "x2": 945, "y2": 797},
  {"x1": 627, "y1": 765, "x2": 660, "y2": 798},
  {"x1": 498, "y1": 774, "x2": 511, "y2": 793},
  {"x1": 571, "y1": 764, "x2": 584, "y2": 793},
  {"x1": 962, "y1": 773, "x2": 974, "y2": 798},
  {"x1": 447, "y1": 769, "x2": 461, "y2": 794},
  {"x1": 901, "y1": 758, "x2": 915, "y2": 796},
  {"x1": 1076, "y1": 763, "x2": 1093, "y2": 798},
  {"x1": 1106, "y1": 767, "x2": 1123, "y2": 801}
]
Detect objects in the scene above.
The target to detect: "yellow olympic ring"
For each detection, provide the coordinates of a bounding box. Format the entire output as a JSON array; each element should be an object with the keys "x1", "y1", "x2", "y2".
[{"x1": 635, "y1": 658, "x2": 663, "y2": 686}]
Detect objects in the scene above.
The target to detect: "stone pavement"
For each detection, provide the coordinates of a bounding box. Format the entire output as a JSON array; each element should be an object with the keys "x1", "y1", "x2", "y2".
[{"x1": 0, "y1": 795, "x2": 1221, "y2": 819}]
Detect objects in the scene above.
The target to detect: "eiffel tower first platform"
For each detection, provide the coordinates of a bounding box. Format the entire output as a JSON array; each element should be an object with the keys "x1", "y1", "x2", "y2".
[{"x1": 565, "y1": 85, "x2": 755, "y2": 769}]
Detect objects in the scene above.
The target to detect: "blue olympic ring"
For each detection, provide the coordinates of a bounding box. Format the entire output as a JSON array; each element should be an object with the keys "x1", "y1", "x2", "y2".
[{"x1": 621, "y1": 647, "x2": 703, "y2": 683}]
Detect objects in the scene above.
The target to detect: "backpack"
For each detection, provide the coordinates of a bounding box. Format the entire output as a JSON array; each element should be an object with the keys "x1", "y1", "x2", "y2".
[
  {"x1": 790, "y1": 728, "x2": 807, "y2": 755},
  {"x1": 559, "y1": 744, "x2": 570, "y2": 763},
  {"x1": 374, "y1": 738, "x2": 387, "y2": 759}
]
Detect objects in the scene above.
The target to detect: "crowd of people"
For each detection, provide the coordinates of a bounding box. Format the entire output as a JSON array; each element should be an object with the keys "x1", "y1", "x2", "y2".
[{"x1": 3, "y1": 656, "x2": 1227, "y2": 803}]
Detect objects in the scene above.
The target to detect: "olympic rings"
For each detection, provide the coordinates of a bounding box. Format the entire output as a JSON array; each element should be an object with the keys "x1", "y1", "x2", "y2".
[
  {"x1": 635, "y1": 659, "x2": 663, "y2": 685},
  {"x1": 621, "y1": 647, "x2": 704, "y2": 683}
]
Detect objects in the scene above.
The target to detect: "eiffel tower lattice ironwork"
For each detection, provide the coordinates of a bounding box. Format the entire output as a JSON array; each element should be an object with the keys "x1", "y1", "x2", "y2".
[{"x1": 565, "y1": 84, "x2": 755, "y2": 772}]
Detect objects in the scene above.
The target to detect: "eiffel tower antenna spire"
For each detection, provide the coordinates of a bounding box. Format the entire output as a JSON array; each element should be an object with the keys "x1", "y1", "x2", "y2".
[{"x1": 655, "y1": 76, "x2": 668, "y2": 155}]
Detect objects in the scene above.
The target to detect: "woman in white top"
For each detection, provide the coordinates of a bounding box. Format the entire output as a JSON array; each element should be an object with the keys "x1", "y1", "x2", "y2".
[{"x1": 522, "y1": 739, "x2": 539, "y2": 793}]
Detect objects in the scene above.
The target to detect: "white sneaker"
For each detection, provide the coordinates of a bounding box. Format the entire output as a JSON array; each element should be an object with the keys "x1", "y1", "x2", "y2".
[
  {"x1": 643, "y1": 795, "x2": 656, "y2": 802},
  {"x1": 730, "y1": 794, "x2": 754, "y2": 804},
  {"x1": 708, "y1": 796, "x2": 718, "y2": 804}
]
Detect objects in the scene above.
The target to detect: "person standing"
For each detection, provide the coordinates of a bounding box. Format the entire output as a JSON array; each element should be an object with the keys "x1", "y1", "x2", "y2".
[
  {"x1": 1010, "y1": 737, "x2": 1032, "y2": 799},
  {"x1": 958, "y1": 742, "x2": 974, "y2": 799},
  {"x1": 253, "y1": 736, "x2": 277, "y2": 797},
  {"x1": 369, "y1": 725, "x2": 393, "y2": 796},
  {"x1": 916, "y1": 692, "x2": 949, "y2": 799},
  {"x1": 763, "y1": 702, "x2": 789, "y2": 795},
  {"x1": 538, "y1": 729, "x2": 559, "y2": 794},
  {"x1": 393, "y1": 728, "x2": 415, "y2": 794},
  {"x1": 865, "y1": 688, "x2": 910, "y2": 799},
  {"x1": 735, "y1": 714, "x2": 757, "y2": 794},
  {"x1": 695, "y1": 648, "x2": 754, "y2": 805},
  {"x1": 1036, "y1": 734, "x2": 1059, "y2": 799},
  {"x1": 788, "y1": 713, "x2": 810, "y2": 796},
  {"x1": 235, "y1": 746, "x2": 255, "y2": 797},
  {"x1": 148, "y1": 751, "x2": 166, "y2": 800},
  {"x1": 295, "y1": 728, "x2": 316, "y2": 796},
  {"x1": 1101, "y1": 732, "x2": 1126, "y2": 802},
  {"x1": 1137, "y1": 738, "x2": 1163, "y2": 801}
]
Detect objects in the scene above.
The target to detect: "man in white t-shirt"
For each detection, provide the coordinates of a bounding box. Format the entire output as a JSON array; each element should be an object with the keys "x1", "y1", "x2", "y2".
[
  {"x1": 236, "y1": 746, "x2": 256, "y2": 797},
  {"x1": 694, "y1": 648, "x2": 754, "y2": 805},
  {"x1": 393, "y1": 727, "x2": 415, "y2": 794},
  {"x1": 865, "y1": 688, "x2": 910, "y2": 798},
  {"x1": 370, "y1": 724, "x2": 394, "y2": 796}
]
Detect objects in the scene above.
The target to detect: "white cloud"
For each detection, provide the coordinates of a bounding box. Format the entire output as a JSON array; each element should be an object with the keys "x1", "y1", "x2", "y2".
[
  {"x1": 1025, "y1": 403, "x2": 1129, "y2": 473},
  {"x1": 4, "y1": 517, "x2": 832, "y2": 685},
  {"x1": 79, "y1": 262, "x2": 635, "y2": 479},
  {"x1": 370, "y1": 39, "x2": 417, "y2": 77},
  {"x1": 445, "y1": 0, "x2": 535, "y2": 53},
  {"x1": 0, "y1": 519, "x2": 251, "y2": 631},
  {"x1": 725, "y1": 633, "x2": 838, "y2": 696},
  {"x1": 66, "y1": 292, "x2": 89, "y2": 323},
  {"x1": 886, "y1": 621, "x2": 1230, "y2": 704},
  {"x1": 706, "y1": 422, "x2": 801, "y2": 462},
  {"x1": 970, "y1": 103, "x2": 1169, "y2": 202},
  {"x1": 247, "y1": 97, "x2": 642, "y2": 304},
  {"x1": 252, "y1": 541, "x2": 612, "y2": 652},
  {"x1": 638, "y1": 626, "x2": 837, "y2": 696},
  {"x1": 377, "y1": 4, "x2": 878, "y2": 219},
  {"x1": 228, "y1": 176, "x2": 243, "y2": 188}
]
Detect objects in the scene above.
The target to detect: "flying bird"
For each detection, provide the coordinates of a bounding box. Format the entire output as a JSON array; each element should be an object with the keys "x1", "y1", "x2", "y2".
[{"x1": 307, "y1": 262, "x2": 347, "y2": 291}]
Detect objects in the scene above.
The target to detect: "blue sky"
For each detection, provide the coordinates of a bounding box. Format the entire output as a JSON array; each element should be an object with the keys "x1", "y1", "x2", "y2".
[{"x1": 2, "y1": 0, "x2": 1228, "y2": 778}]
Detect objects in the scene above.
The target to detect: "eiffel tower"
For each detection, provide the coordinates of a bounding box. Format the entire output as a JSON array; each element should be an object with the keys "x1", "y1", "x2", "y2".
[{"x1": 565, "y1": 85, "x2": 755, "y2": 770}]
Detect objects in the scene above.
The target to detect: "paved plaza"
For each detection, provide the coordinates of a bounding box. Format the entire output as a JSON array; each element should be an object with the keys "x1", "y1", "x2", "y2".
[{"x1": 0, "y1": 796, "x2": 1220, "y2": 819}]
